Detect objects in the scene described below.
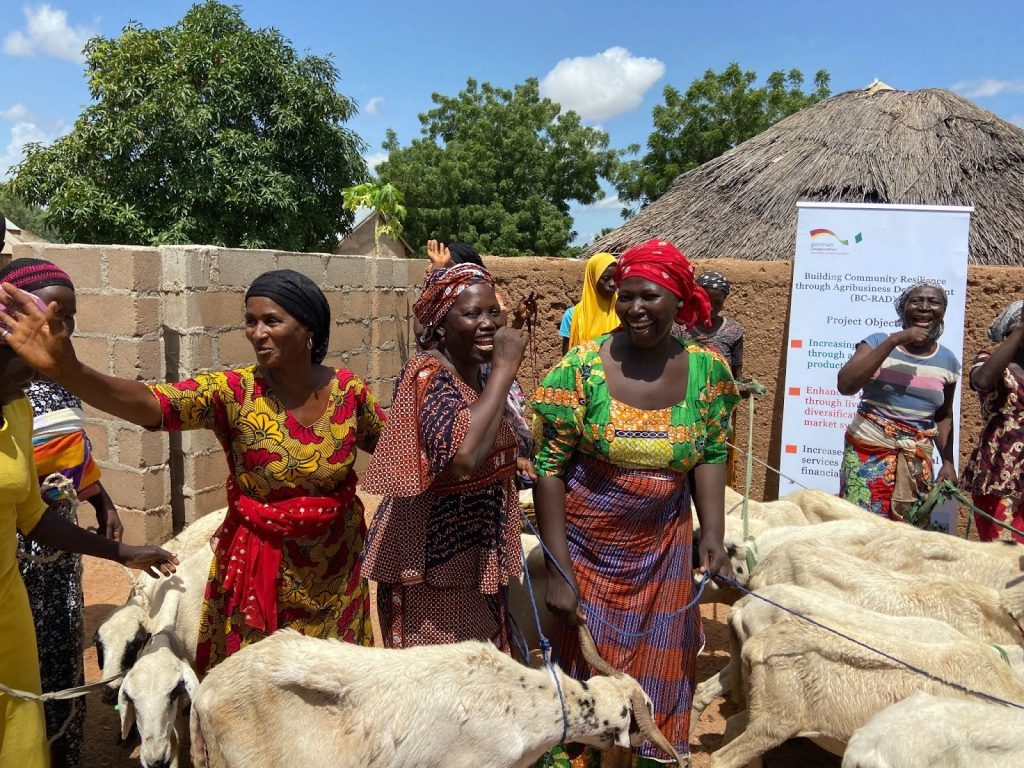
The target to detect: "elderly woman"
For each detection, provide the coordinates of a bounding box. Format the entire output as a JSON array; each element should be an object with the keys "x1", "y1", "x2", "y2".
[
  {"x1": 0, "y1": 297, "x2": 174, "y2": 768},
  {"x1": 0, "y1": 269, "x2": 384, "y2": 676},
  {"x1": 560, "y1": 252, "x2": 619, "y2": 355},
  {"x1": 532, "y1": 239, "x2": 739, "y2": 766},
  {"x1": 961, "y1": 300, "x2": 1024, "y2": 541},
  {"x1": 2, "y1": 259, "x2": 123, "y2": 767},
  {"x1": 837, "y1": 282, "x2": 960, "y2": 522},
  {"x1": 362, "y1": 263, "x2": 529, "y2": 649}
]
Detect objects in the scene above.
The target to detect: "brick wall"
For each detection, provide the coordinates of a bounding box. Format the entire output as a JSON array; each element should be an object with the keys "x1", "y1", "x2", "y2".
[{"x1": 8, "y1": 243, "x2": 424, "y2": 543}]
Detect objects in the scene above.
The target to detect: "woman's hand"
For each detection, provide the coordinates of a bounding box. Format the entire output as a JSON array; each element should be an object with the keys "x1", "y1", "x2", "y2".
[
  {"x1": 490, "y1": 326, "x2": 529, "y2": 373},
  {"x1": 511, "y1": 291, "x2": 537, "y2": 330},
  {"x1": 698, "y1": 535, "x2": 736, "y2": 582},
  {"x1": 426, "y1": 240, "x2": 452, "y2": 270},
  {"x1": 516, "y1": 457, "x2": 537, "y2": 481},
  {"x1": 0, "y1": 283, "x2": 78, "y2": 379},
  {"x1": 889, "y1": 326, "x2": 930, "y2": 348},
  {"x1": 936, "y1": 461, "x2": 957, "y2": 484},
  {"x1": 545, "y1": 575, "x2": 581, "y2": 626},
  {"x1": 98, "y1": 501, "x2": 124, "y2": 542},
  {"x1": 118, "y1": 544, "x2": 178, "y2": 577}
]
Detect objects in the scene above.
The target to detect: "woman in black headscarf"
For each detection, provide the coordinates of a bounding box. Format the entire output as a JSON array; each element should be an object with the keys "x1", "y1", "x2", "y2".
[{"x1": 0, "y1": 269, "x2": 386, "y2": 675}]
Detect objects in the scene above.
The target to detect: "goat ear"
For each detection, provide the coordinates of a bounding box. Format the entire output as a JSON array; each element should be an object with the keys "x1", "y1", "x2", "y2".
[{"x1": 118, "y1": 686, "x2": 135, "y2": 741}]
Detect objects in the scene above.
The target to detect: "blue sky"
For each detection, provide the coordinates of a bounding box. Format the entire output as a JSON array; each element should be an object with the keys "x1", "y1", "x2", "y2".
[{"x1": 2, "y1": 0, "x2": 1023, "y2": 245}]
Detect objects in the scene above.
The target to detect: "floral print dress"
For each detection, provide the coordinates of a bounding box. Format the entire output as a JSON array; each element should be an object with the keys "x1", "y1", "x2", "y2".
[{"x1": 150, "y1": 365, "x2": 385, "y2": 672}]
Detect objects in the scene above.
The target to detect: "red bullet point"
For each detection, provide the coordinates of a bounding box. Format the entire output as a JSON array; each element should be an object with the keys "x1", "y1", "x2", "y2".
[
  {"x1": 788, "y1": 387, "x2": 800, "y2": 396},
  {"x1": 790, "y1": 339, "x2": 803, "y2": 349},
  {"x1": 785, "y1": 445, "x2": 798, "y2": 454}
]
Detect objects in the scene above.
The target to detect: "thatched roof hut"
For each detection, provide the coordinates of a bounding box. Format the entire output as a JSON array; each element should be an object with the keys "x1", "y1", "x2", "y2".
[{"x1": 590, "y1": 83, "x2": 1024, "y2": 265}]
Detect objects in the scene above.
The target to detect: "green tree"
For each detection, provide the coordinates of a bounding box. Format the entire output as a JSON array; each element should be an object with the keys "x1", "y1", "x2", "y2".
[
  {"x1": 377, "y1": 78, "x2": 618, "y2": 256},
  {"x1": 0, "y1": 183, "x2": 61, "y2": 242},
  {"x1": 7, "y1": 1, "x2": 367, "y2": 250},
  {"x1": 615, "y1": 63, "x2": 830, "y2": 215},
  {"x1": 341, "y1": 182, "x2": 407, "y2": 257}
]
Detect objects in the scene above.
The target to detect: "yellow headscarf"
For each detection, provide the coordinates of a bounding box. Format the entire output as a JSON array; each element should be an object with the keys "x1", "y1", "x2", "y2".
[{"x1": 569, "y1": 252, "x2": 618, "y2": 348}]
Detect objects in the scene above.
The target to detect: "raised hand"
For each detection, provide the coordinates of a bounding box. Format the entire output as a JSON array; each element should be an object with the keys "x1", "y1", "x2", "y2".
[
  {"x1": 511, "y1": 290, "x2": 537, "y2": 330},
  {"x1": 890, "y1": 326, "x2": 930, "y2": 348},
  {"x1": 426, "y1": 240, "x2": 452, "y2": 270},
  {"x1": 0, "y1": 283, "x2": 77, "y2": 379},
  {"x1": 490, "y1": 326, "x2": 529, "y2": 372}
]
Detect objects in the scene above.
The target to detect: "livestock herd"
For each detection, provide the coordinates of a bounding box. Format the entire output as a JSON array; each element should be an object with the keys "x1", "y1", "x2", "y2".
[{"x1": 95, "y1": 489, "x2": 1024, "y2": 768}]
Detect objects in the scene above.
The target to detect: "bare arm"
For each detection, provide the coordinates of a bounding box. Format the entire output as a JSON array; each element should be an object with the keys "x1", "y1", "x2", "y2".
[
  {"x1": 0, "y1": 284, "x2": 162, "y2": 427},
  {"x1": 692, "y1": 462, "x2": 734, "y2": 578},
  {"x1": 934, "y1": 380, "x2": 958, "y2": 482},
  {"x1": 86, "y1": 483, "x2": 124, "y2": 541},
  {"x1": 535, "y1": 474, "x2": 580, "y2": 623},
  {"x1": 447, "y1": 327, "x2": 528, "y2": 476},
  {"x1": 972, "y1": 325, "x2": 1024, "y2": 392},
  {"x1": 27, "y1": 508, "x2": 177, "y2": 576}
]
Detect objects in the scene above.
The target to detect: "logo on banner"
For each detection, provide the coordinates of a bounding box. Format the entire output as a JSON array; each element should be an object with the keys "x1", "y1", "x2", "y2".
[{"x1": 809, "y1": 228, "x2": 863, "y2": 254}]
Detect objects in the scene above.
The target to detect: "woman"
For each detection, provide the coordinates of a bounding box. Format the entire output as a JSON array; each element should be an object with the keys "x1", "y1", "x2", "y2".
[
  {"x1": 0, "y1": 308, "x2": 174, "y2": 768},
  {"x1": 362, "y1": 263, "x2": 529, "y2": 649},
  {"x1": 837, "y1": 282, "x2": 959, "y2": 522},
  {"x1": 532, "y1": 239, "x2": 739, "y2": 765},
  {"x1": 560, "y1": 252, "x2": 618, "y2": 354},
  {"x1": 679, "y1": 271, "x2": 745, "y2": 380},
  {"x1": 961, "y1": 300, "x2": 1024, "y2": 542},
  {"x1": 2, "y1": 259, "x2": 123, "y2": 767},
  {"x1": 0, "y1": 269, "x2": 384, "y2": 675}
]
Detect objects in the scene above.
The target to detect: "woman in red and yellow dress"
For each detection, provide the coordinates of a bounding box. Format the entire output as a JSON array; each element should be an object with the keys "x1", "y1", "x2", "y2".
[{"x1": 0, "y1": 270, "x2": 384, "y2": 675}]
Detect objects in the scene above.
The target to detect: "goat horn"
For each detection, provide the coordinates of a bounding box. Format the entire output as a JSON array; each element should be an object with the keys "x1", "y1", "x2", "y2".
[
  {"x1": 629, "y1": 688, "x2": 686, "y2": 767},
  {"x1": 577, "y1": 622, "x2": 622, "y2": 679}
]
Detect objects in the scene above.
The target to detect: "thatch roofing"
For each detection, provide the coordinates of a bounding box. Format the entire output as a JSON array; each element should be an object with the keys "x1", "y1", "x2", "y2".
[{"x1": 589, "y1": 86, "x2": 1024, "y2": 265}]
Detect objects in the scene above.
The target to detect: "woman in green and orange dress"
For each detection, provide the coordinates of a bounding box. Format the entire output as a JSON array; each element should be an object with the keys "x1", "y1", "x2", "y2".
[
  {"x1": 0, "y1": 269, "x2": 384, "y2": 675},
  {"x1": 533, "y1": 240, "x2": 739, "y2": 766}
]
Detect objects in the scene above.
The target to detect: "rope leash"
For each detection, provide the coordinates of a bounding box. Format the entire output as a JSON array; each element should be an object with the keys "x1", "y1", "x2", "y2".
[
  {"x1": 714, "y1": 573, "x2": 1024, "y2": 712},
  {"x1": 16, "y1": 474, "x2": 80, "y2": 564},
  {"x1": 936, "y1": 481, "x2": 1024, "y2": 540},
  {"x1": 0, "y1": 673, "x2": 124, "y2": 703}
]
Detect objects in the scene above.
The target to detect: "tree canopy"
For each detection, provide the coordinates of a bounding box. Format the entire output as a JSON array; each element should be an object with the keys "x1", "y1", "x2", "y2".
[
  {"x1": 7, "y1": 1, "x2": 367, "y2": 250},
  {"x1": 614, "y1": 63, "x2": 831, "y2": 215},
  {"x1": 377, "y1": 78, "x2": 618, "y2": 256}
]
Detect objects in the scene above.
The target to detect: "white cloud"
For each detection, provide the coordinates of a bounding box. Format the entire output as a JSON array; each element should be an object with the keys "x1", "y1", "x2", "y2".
[
  {"x1": 1, "y1": 118, "x2": 66, "y2": 178},
  {"x1": 951, "y1": 79, "x2": 1024, "y2": 99},
  {"x1": 364, "y1": 151, "x2": 388, "y2": 171},
  {"x1": 1, "y1": 103, "x2": 32, "y2": 122},
  {"x1": 3, "y1": 5, "x2": 97, "y2": 64},
  {"x1": 364, "y1": 96, "x2": 384, "y2": 116},
  {"x1": 540, "y1": 47, "x2": 665, "y2": 122},
  {"x1": 580, "y1": 194, "x2": 621, "y2": 211}
]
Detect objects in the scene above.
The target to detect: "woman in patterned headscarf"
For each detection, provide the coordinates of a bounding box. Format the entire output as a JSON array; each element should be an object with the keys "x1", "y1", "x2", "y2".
[
  {"x1": 362, "y1": 263, "x2": 530, "y2": 649},
  {"x1": 532, "y1": 239, "x2": 739, "y2": 766},
  {"x1": 960, "y1": 300, "x2": 1024, "y2": 541},
  {"x1": 679, "y1": 271, "x2": 745, "y2": 380},
  {"x1": 837, "y1": 281, "x2": 959, "y2": 523}
]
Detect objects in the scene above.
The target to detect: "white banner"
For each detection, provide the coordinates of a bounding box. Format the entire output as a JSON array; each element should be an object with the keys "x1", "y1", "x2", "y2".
[{"x1": 779, "y1": 202, "x2": 971, "y2": 531}]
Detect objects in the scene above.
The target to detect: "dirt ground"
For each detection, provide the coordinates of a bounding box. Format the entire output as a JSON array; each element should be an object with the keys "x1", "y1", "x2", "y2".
[{"x1": 78, "y1": 560, "x2": 838, "y2": 768}]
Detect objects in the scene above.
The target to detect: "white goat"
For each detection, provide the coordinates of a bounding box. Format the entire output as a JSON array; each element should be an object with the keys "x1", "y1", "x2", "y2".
[
  {"x1": 842, "y1": 691, "x2": 1024, "y2": 768},
  {"x1": 96, "y1": 510, "x2": 223, "y2": 694},
  {"x1": 708, "y1": 587, "x2": 1024, "y2": 768},
  {"x1": 118, "y1": 627, "x2": 199, "y2": 768},
  {"x1": 190, "y1": 628, "x2": 683, "y2": 768}
]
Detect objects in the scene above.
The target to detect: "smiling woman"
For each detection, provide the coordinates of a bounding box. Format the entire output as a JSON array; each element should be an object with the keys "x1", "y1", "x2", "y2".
[
  {"x1": 361, "y1": 263, "x2": 530, "y2": 651},
  {"x1": 0, "y1": 268, "x2": 385, "y2": 679},
  {"x1": 836, "y1": 281, "x2": 960, "y2": 522}
]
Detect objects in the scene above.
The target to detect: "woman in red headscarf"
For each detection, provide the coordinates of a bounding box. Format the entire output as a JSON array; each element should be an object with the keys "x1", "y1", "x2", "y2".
[{"x1": 532, "y1": 240, "x2": 739, "y2": 766}]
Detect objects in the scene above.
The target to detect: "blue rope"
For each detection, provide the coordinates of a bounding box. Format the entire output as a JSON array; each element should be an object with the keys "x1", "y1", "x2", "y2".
[
  {"x1": 714, "y1": 572, "x2": 1024, "y2": 712},
  {"x1": 519, "y1": 535, "x2": 569, "y2": 744}
]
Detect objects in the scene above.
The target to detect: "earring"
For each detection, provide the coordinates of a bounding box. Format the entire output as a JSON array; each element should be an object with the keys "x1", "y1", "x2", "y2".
[{"x1": 306, "y1": 338, "x2": 313, "y2": 350}]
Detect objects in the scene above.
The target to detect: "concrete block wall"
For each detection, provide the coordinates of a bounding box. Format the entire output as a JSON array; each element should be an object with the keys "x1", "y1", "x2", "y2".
[{"x1": 8, "y1": 243, "x2": 424, "y2": 543}]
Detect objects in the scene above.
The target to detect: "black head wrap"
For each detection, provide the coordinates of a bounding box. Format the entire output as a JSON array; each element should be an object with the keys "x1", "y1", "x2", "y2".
[
  {"x1": 447, "y1": 243, "x2": 484, "y2": 267},
  {"x1": 696, "y1": 271, "x2": 731, "y2": 296},
  {"x1": 245, "y1": 269, "x2": 330, "y2": 364}
]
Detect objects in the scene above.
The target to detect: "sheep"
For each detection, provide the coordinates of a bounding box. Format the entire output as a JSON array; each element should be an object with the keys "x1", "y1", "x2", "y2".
[
  {"x1": 96, "y1": 510, "x2": 223, "y2": 696},
  {"x1": 748, "y1": 538, "x2": 1024, "y2": 645},
  {"x1": 118, "y1": 627, "x2": 199, "y2": 768},
  {"x1": 782, "y1": 488, "x2": 886, "y2": 525},
  {"x1": 189, "y1": 625, "x2": 684, "y2": 768},
  {"x1": 690, "y1": 581, "x2": 975, "y2": 725},
  {"x1": 842, "y1": 691, "x2": 1024, "y2": 768},
  {"x1": 707, "y1": 586, "x2": 1024, "y2": 768}
]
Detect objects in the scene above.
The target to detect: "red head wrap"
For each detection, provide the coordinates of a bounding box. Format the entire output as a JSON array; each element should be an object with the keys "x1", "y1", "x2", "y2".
[
  {"x1": 413, "y1": 263, "x2": 495, "y2": 330},
  {"x1": 614, "y1": 239, "x2": 711, "y2": 330}
]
